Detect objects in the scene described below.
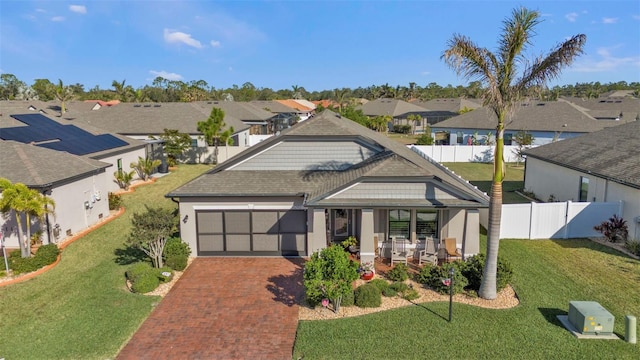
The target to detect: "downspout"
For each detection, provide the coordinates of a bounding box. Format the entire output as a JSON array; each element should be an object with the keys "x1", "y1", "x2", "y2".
[{"x1": 42, "y1": 185, "x2": 53, "y2": 245}]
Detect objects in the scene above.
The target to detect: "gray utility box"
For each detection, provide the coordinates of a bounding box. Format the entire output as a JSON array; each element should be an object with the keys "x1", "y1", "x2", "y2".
[{"x1": 568, "y1": 301, "x2": 615, "y2": 335}]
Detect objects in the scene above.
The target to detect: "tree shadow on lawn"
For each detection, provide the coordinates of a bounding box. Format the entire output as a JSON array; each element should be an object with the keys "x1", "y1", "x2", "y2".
[
  {"x1": 114, "y1": 245, "x2": 147, "y2": 265},
  {"x1": 538, "y1": 307, "x2": 567, "y2": 329},
  {"x1": 266, "y1": 257, "x2": 305, "y2": 307}
]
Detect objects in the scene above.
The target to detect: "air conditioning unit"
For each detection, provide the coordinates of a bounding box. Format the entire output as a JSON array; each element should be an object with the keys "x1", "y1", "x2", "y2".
[{"x1": 568, "y1": 301, "x2": 615, "y2": 335}]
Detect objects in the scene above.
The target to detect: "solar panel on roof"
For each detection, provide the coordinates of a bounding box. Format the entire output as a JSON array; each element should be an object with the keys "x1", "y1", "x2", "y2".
[{"x1": 3, "y1": 113, "x2": 129, "y2": 156}]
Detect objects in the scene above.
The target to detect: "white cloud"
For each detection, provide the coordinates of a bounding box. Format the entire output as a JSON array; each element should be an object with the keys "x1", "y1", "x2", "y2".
[
  {"x1": 602, "y1": 17, "x2": 618, "y2": 24},
  {"x1": 572, "y1": 45, "x2": 640, "y2": 73},
  {"x1": 633, "y1": 15, "x2": 640, "y2": 20},
  {"x1": 69, "y1": 5, "x2": 87, "y2": 14},
  {"x1": 149, "y1": 70, "x2": 183, "y2": 81},
  {"x1": 565, "y1": 12, "x2": 578, "y2": 22},
  {"x1": 210, "y1": 40, "x2": 221, "y2": 47},
  {"x1": 163, "y1": 28, "x2": 203, "y2": 49},
  {"x1": 36, "y1": 8, "x2": 46, "y2": 13},
  {"x1": 51, "y1": 16, "x2": 65, "y2": 22}
]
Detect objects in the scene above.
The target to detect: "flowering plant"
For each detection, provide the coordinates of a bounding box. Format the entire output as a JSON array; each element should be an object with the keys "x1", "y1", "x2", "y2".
[{"x1": 359, "y1": 261, "x2": 375, "y2": 274}]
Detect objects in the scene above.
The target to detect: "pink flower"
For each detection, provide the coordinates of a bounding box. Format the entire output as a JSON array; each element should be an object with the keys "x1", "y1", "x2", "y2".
[{"x1": 322, "y1": 298, "x2": 329, "y2": 307}]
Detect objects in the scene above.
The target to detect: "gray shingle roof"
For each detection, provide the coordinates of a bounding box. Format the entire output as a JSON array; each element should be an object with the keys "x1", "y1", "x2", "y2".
[
  {"x1": 0, "y1": 140, "x2": 110, "y2": 188},
  {"x1": 55, "y1": 102, "x2": 249, "y2": 135},
  {"x1": 168, "y1": 110, "x2": 489, "y2": 207},
  {"x1": 430, "y1": 100, "x2": 630, "y2": 133},
  {"x1": 524, "y1": 120, "x2": 640, "y2": 189},
  {"x1": 410, "y1": 98, "x2": 482, "y2": 112},
  {"x1": 358, "y1": 98, "x2": 430, "y2": 117},
  {"x1": 249, "y1": 100, "x2": 301, "y2": 113}
]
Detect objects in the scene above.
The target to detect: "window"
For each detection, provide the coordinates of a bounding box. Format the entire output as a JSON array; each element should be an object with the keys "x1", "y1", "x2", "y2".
[
  {"x1": 191, "y1": 138, "x2": 198, "y2": 148},
  {"x1": 579, "y1": 177, "x2": 589, "y2": 202},
  {"x1": 389, "y1": 209, "x2": 410, "y2": 239},
  {"x1": 416, "y1": 210, "x2": 438, "y2": 238},
  {"x1": 504, "y1": 133, "x2": 513, "y2": 145},
  {"x1": 456, "y1": 131, "x2": 464, "y2": 144},
  {"x1": 117, "y1": 158, "x2": 122, "y2": 172}
]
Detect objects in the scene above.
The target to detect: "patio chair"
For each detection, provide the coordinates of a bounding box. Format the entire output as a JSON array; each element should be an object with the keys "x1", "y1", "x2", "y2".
[
  {"x1": 418, "y1": 236, "x2": 438, "y2": 266},
  {"x1": 391, "y1": 237, "x2": 409, "y2": 265},
  {"x1": 444, "y1": 238, "x2": 462, "y2": 262}
]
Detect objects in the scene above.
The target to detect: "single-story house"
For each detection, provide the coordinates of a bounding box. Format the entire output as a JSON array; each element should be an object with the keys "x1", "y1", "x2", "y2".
[
  {"x1": 0, "y1": 102, "x2": 148, "y2": 193},
  {"x1": 250, "y1": 100, "x2": 311, "y2": 131},
  {"x1": 523, "y1": 120, "x2": 640, "y2": 240},
  {"x1": 195, "y1": 100, "x2": 277, "y2": 135},
  {"x1": 0, "y1": 140, "x2": 112, "y2": 248},
  {"x1": 357, "y1": 98, "x2": 431, "y2": 132},
  {"x1": 559, "y1": 96, "x2": 639, "y2": 123},
  {"x1": 430, "y1": 100, "x2": 632, "y2": 146},
  {"x1": 166, "y1": 110, "x2": 489, "y2": 264},
  {"x1": 410, "y1": 98, "x2": 482, "y2": 124}
]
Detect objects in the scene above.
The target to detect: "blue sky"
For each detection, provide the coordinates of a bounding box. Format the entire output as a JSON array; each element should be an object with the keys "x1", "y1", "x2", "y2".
[{"x1": 1, "y1": 1, "x2": 639, "y2": 91}]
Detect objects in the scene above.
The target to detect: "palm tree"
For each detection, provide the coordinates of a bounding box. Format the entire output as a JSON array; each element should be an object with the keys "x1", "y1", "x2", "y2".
[
  {"x1": 197, "y1": 107, "x2": 232, "y2": 164},
  {"x1": 54, "y1": 79, "x2": 74, "y2": 115},
  {"x1": 442, "y1": 7, "x2": 585, "y2": 299},
  {"x1": 0, "y1": 179, "x2": 54, "y2": 257},
  {"x1": 130, "y1": 156, "x2": 162, "y2": 181}
]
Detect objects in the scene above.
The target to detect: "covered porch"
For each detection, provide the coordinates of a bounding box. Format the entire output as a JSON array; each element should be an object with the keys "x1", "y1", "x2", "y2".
[{"x1": 307, "y1": 206, "x2": 481, "y2": 266}]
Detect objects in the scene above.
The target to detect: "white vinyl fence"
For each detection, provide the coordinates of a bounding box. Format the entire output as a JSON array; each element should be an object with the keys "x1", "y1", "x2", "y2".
[
  {"x1": 479, "y1": 201, "x2": 623, "y2": 239},
  {"x1": 411, "y1": 145, "x2": 530, "y2": 163}
]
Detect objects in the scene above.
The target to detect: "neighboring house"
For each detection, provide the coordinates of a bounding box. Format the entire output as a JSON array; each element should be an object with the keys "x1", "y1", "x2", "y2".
[
  {"x1": 166, "y1": 110, "x2": 489, "y2": 265},
  {"x1": 410, "y1": 98, "x2": 482, "y2": 124},
  {"x1": 560, "y1": 96, "x2": 639, "y2": 123},
  {"x1": 0, "y1": 103, "x2": 148, "y2": 193},
  {"x1": 0, "y1": 140, "x2": 112, "y2": 248},
  {"x1": 250, "y1": 100, "x2": 308, "y2": 131},
  {"x1": 196, "y1": 100, "x2": 277, "y2": 135},
  {"x1": 57, "y1": 102, "x2": 251, "y2": 164},
  {"x1": 523, "y1": 120, "x2": 640, "y2": 240},
  {"x1": 274, "y1": 99, "x2": 315, "y2": 121},
  {"x1": 357, "y1": 98, "x2": 431, "y2": 132},
  {"x1": 430, "y1": 100, "x2": 632, "y2": 146}
]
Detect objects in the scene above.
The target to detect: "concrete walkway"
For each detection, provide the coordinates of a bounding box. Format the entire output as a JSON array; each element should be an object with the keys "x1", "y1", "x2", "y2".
[{"x1": 117, "y1": 257, "x2": 304, "y2": 359}]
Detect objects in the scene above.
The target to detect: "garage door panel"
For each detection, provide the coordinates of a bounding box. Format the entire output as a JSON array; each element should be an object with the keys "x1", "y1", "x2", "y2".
[
  {"x1": 279, "y1": 211, "x2": 306, "y2": 233},
  {"x1": 253, "y1": 234, "x2": 279, "y2": 251},
  {"x1": 225, "y1": 212, "x2": 250, "y2": 233},
  {"x1": 281, "y1": 233, "x2": 306, "y2": 252},
  {"x1": 253, "y1": 212, "x2": 279, "y2": 233},
  {"x1": 226, "y1": 234, "x2": 251, "y2": 251},
  {"x1": 197, "y1": 211, "x2": 222, "y2": 233},
  {"x1": 198, "y1": 234, "x2": 224, "y2": 252}
]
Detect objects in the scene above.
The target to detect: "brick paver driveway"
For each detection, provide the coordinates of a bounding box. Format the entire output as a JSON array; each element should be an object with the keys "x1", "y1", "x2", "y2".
[{"x1": 117, "y1": 257, "x2": 304, "y2": 359}]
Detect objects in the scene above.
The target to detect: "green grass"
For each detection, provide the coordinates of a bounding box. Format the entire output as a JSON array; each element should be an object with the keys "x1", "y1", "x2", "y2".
[
  {"x1": 0, "y1": 164, "x2": 212, "y2": 360},
  {"x1": 294, "y1": 238, "x2": 640, "y2": 359},
  {"x1": 443, "y1": 162, "x2": 530, "y2": 203}
]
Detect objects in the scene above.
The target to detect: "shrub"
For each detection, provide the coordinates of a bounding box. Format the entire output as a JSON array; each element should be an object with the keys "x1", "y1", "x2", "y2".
[
  {"x1": 462, "y1": 253, "x2": 513, "y2": 292},
  {"x1": 354, "y1": 283, "x2": 382, "y2": 308},
  {"x1": 158, "y1": 266, "x2": 174, "y2": 283},
  {"x1": 387, "y1": 263, "x2": 409, "y2": 282},
  {"x1": 368, "y1": 278, "x2": 390, "y2": 293},
  {"x1": 341, "y1": 289, "x2": 355, "y2": 307},
  {"x1": 163, "y1": 237, "x2": 191, "y2": 271},
  {"x1": 594, "y1": 214, "x2": 629, "y2": 243},
  {"x1": 303, "y1": 245, "x2": 359, "y2": 313},
  {"x1": 382, "y1": 287, "x2": 397, "y2": 297},
  {"x1": 108, "y1": 192, "x2": 123, "y2": 210},
  {"x1": 126, "y1": 262, "x2": 154, "y2": 282},
  {"x1": 393, "y1": 124, "x2": 412, "y2": 134},
  {"x1": 389, "y1": 282, "x2": 410, "y2": 293},
  {"x1": 416, "y1": 133, "x2": 434, "y2": 145},
  {"x1": 625, "y1": 239, "x2": 640, "y2": 256},
  {"x1": 8, "y1": 244, "x2": 59, "y2": 275},
  {"x1": 130, "y1": 271, "x2": 160, "y2": 293},
  {"x1": 415, "y1": 264, "x2": 434, "y2": 284},
  {"x1": 425, "y1": 261, "x2": 468, "y2": 295},
  {"x1": 402, "y1": 288, "x2": 420, "y2": 301}
]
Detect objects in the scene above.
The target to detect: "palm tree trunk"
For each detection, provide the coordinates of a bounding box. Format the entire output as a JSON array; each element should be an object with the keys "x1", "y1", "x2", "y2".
[
  {"x1": 15, "y1": 212, "x2": 28, "y2": 258},
  {"x1": 479, "y1": 182, "x2": 502, "y2": 299}
]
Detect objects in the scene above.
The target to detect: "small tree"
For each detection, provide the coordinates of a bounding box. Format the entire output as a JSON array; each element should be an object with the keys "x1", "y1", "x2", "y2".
[
  {"x1": 594, "y1": 214, "x2": 628, "y2": 243},
  {"x1": 156, "y1": 129, "x2": 192, "y2": 166},
  {"x1": 197, "y1": 107, "x2": 233, "y2": 164},
  {"x1": 114, "y1": 169, "x2": 135, "y2": 190},
  {"x1": 303, "y1": 245, "x2": 359, "y2": 313},
  {"x1": 128, "y1": 206, "x2": 178, "y2": 268},
  {"x1": 130, "y1": 156, "x2": 161, "y2": 181},
  {"x1": 512, "y1": 130, "x2": 534, "y2": 167}
]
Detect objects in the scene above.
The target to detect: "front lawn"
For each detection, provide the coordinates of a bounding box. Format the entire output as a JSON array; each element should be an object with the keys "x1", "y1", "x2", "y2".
[
  {"x1": 443, "y1": 162, "x2": 530, "y2": 203},
  {"x1": 0, "y1": 164, "x2": 212, "y2": 359},
  {"x1": 294, "y1": 238, "x2": 639, "y2": 359}
]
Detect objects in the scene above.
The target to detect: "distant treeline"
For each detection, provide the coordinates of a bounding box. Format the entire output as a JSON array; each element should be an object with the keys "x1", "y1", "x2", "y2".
[{"x1": 1, "y1": 73, "x2": 638, "y2": 103}]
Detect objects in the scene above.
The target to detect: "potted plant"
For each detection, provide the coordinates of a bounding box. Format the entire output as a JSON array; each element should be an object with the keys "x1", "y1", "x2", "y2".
[
  {"x1": 359, "y1": 261, "x2": 375, "y2": 281},
  {"x1": 341, "y1": 236, "x2": 359, "y2": 253}
]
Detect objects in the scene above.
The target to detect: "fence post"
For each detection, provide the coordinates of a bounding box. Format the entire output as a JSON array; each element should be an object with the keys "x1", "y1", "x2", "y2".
[
  {"x1": 528, "y1": 202, "x2": 534, "y2": 239},
  {"x1": 563, "y1": 200, "x2": 571, "y2": 239}
]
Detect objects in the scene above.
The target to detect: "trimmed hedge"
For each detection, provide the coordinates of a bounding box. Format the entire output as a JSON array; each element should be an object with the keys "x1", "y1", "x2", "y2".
[
  {"x1": 8, "y1": 244, "x2": 60, "y2": 275},
  {"x1": 126, "y1": 262, "x2": 172, "y2": 293},
  {"x1": 341, "y1": 289, "x2": 355, "y2": 307},
  {"x1": 163, "y1": 237, "x2": 191, "y2": 271},
  {"x1": 462, "y1": 253, "x2": 513, "y2": 292},
  {"x1": 387, "y1": 263, "x2": 409, "y2": 282}
]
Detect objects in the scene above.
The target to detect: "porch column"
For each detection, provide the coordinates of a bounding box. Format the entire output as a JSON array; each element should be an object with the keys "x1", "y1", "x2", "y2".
[
  {"x1": 463, "y1": 209, "x2": 480, "y2": 257},
  {"x1": 360, "y1": 208, "x2": 375, "y2": 264},
  {"x1": 310, "y1": 208, "x2": 327, "y2": 254}
]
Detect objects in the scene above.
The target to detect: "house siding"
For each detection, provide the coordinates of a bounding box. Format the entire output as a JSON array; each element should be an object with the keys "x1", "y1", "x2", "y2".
[{"x1": 329, "y1": 182, "x2": 458, "y2": 200}]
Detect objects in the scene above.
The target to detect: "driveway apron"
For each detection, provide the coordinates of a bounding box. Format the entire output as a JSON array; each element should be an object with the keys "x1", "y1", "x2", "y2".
[{"x1": 117, "y1": 257, "x2": 304, "y2": 359}]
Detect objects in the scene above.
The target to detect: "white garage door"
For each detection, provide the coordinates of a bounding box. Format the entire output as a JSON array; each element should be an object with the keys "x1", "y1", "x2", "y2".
[{"x1": 195, "y1": 210, "x2": 307, "y2": 256}]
